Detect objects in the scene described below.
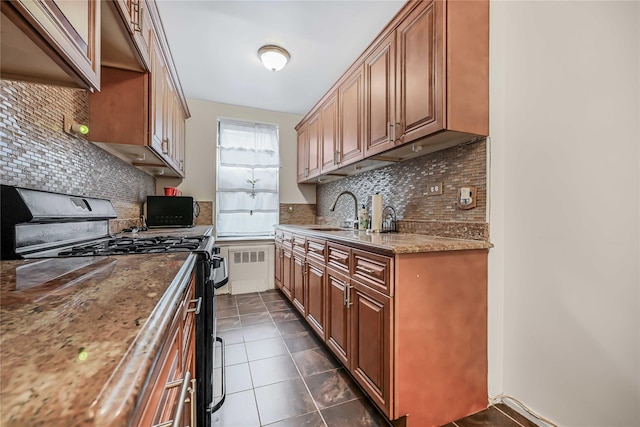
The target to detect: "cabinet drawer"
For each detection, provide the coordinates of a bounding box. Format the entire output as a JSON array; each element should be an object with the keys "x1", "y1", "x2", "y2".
[
  {"x1": 327, "y1": 242, "x2": 350, "y2": 273},
  {"x1": 283, "y1": 231, "x2": 293, "y2": 248},
  {"x1": 352, "y1": 249, "x2": 392, "y2": 296},
  {"x1": 293, "y1": 234, "x2": 306, "y2": 253},
  {"x1": 275, "y1": 228, "x2": 284, "y2": 242},
  {"x1": 306, "y1": 237, "x2": 326, "y2": 263}
]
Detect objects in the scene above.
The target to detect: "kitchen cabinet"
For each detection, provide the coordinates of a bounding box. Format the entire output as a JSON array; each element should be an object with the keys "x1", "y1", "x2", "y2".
[
  {"x1": 292, "y1": 249, "x2": 306, "y2": 315},
  {"x1": 320, "y1": 92, "x2": 339, "y2": 174},
  {"x1": 295, "y1": 0, "x2": 488, "y2": 183},
  {"x1": 274, "y1": 225, "x2": 488, "y2": 426},
  {"x1": 296, "y1": 112, "x2": 321, "y2": 183},
  {"x1": 1, "y1": 0, "x2": 100, "y2": 90},
  {"x1": 274, "y1": 230, "x2": 283, "y2": 288},
  {"x1": 278, "y1": 232, "x2": 294, "y2": 300},
  {"x1": 110, "y1": 0, "x2": 153, "y2": 69},
  {"x1": 337, "y1": 65, "x2": 365, "y2": 166},
  {"x1": 88, "y1": 35, "x2": 187, "y2": 178},
  {"x1": 135, "y1": 274, "x2": 198, "y2": 426}
]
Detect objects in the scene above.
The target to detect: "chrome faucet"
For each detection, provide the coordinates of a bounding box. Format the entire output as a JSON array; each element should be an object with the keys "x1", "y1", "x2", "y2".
[{"x1": 329, "y1": 191, "x2": 358, "y2": 228}]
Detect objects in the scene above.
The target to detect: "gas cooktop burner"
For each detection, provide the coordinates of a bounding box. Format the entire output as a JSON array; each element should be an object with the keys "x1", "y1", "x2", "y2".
[{"x1": 57, "y1": 235, "x2": 206, "y2": 257}]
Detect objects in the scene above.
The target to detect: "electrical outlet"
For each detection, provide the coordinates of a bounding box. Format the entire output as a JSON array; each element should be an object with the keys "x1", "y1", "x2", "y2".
[{"x1": 426, "y1": 182, "x2": 443, "y2": 195}]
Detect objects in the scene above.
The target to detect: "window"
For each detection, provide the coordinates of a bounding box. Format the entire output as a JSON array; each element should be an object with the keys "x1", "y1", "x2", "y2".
[{"x1": 216, "y1": 119, "x2": 279, "y2": 237}]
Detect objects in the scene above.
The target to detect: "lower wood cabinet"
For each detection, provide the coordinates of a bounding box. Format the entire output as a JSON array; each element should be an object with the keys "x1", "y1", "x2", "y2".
[
  {"x1": 274, "y1": 226, "x2": 488, "y2": 427},
  {"x1": 134, "y1": 273, "x2": 198, "y2": 427}
]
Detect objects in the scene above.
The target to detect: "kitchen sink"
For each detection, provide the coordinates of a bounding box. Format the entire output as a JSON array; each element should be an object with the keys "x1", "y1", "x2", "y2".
[{"x1": 307, "y1": 227, "x2": 349, "y2": 231}]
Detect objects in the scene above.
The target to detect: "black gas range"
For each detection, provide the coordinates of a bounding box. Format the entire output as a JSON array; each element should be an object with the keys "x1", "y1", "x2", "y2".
[{"x1": 0, "y1": 185, "x2": 226, "y2": 426}]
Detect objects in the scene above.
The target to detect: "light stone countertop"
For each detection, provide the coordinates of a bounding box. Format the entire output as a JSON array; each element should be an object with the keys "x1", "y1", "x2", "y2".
[
  {"x1": 276, "y1": 224, "x2": 492, "y2": 254},
  {"x1": 0, "y1": 252, "x2": 195, "y2": 426}
]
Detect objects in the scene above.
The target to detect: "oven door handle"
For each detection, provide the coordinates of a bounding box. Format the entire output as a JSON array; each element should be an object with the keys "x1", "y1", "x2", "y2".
[{"x1": 212, "y1": 256, "x2": 228, "y2": 289}]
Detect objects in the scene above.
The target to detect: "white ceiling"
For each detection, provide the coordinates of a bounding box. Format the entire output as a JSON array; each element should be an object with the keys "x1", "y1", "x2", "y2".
[{"x1": 156, "y1": 0, "x2": 405, "y2": 116}]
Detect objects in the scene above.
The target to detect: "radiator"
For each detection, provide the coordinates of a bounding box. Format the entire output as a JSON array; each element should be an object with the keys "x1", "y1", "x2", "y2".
[{"x1": 217, "y1": 243, "x2": 274, "y2": 295}]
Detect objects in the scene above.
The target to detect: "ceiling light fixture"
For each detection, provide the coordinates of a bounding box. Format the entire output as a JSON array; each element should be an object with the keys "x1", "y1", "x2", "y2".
[{"x1": 258, "y1": 45, "x2": 290, "y2": 72}]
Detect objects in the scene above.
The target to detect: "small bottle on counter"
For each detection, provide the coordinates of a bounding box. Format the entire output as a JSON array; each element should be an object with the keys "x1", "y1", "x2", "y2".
[{"x1": 359, "y1": 205, "x2": 369, "y2": 230}]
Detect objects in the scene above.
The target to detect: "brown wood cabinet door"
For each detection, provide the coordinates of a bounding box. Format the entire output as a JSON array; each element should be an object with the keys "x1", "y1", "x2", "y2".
[
  {"x1": 150, "y1": 35, "x2": 165, "y2": 155},
  {"x1": 325, "y1": 267, "x2": 350, "y2": 366},
  {"x1": 305, "y1": 260, "x2": 326, "y2": 339},
  {"x1": 350, "y1": 281, "x2": 392, "y2": 417},
  {"x1": 306, "y1": 112, "x2": 321, "y2": 179},
  {"x1": 292, "y1": 252, "x2": 306, "y2": 315},
  {"x1": 274, "y1": 244, "x2": 283, "y2": 288},
  {"x1": 296, "y1": 125, "x2": 308, "y2": 183},
  {"x1": 365, "y1": 32, "x2": 396, "y2": 157},
  {"x1": 396, "y1": 0, "x2": 444, "y2": 145},
  {"x1": 338, "y1": 65, "x2": 365, "y2": 165},
  {"x1": 320, "y1": 93, "x2": 339, "y2": 173},
  {"x1": 281, "y1": 248, "x2": 293, "y2": 300}
]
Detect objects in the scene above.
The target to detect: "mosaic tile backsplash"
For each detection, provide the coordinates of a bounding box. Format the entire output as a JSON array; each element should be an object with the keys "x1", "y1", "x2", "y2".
[
  {"x1": 0, "y1": 80, "x2": 155, "y2": 229},
  {"x1": 316, "y1": 140, "x2": 488, "y2": 240}
]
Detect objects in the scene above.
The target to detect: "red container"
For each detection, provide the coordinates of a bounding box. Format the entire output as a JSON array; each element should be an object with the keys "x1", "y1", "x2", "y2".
[{"x1": 164, "y1": 187, "x2": 177, "y2": 196}]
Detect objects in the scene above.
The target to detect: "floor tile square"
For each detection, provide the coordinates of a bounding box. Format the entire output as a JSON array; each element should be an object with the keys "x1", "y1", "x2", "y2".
[
  {"x1": 238, "y1": 302, "x2": 269, "y2": 315},
  {"x1": 212, "y1": 389, "x2": 260, "y2": 427},
  {"x1": 249, "y1": 354, "x2": 300, "y2": 387},
  {"x1": 292, "y1": 347, "x2": 340, "y2": 377},
  {"x1": 245, "y1": 337, "x2": 289, "y2": 361},
  {"x1": 243, "y1": 322, "x2": 281, "y2": 342},
  {"x1": 455, "y1": 406, "x2": 518, "y2": 427},
  {"x1": 305, "y1": 368, "x2": 363, "y2": 409},
  {"x1": 494, "y1": 404, "x2": 541, "y2": 427},
  {"x1": 218, "y1": 328, "x2": 244, "y2": 346},
  {"x1": 261, "y1": 292, "x2": 287, "y2": 302},
  {"x1": 224, "y1": 343, "x2": 248, "y2": 366},
  {"x1": 320, "y1": 397, "x2": 390, "y2": 427},
  {"x1": 216, "y1": 306, "x2": 239, "y2": 318},
  {"x1": 241, "y1": 312, "x2": 273, "y2": 326},
  {"x1": 254, "y1": 378, "x2": 317, "y2": 425},
  {"x1": 282, "y1": 331, "x2": 322, "y2": 353},
  {"x1": 270, "y1": 309, "x2": 302, "y2": 323},
  {"x1": 263, "y1": 411, "x2": 326, "y2": 427},
  {"x1": 265, "y1": 300, "x2": 292, "y2": 312},
  {"x1": 276, "y1": 319, "x2": 309, "y2": 336},
  {"x1": 225, "y1": 363, "x2": 254, "y2": 394},
  {"x1": 237, "y1": 294, "x2": 264, "y2": 304},
  {"x1": 217, "y1": 315, "x2": 242, "y2": 331}
]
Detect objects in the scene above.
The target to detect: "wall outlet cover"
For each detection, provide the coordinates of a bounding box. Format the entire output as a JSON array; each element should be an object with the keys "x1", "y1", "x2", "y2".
[{"x1": 427, "y1": 182, "x2": 443, "y2": 195}]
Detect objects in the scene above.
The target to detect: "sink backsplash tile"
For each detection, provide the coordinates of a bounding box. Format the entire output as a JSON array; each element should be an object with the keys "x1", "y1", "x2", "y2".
[
  {"x1": 316, "y1": 139, "x2": 488, "y2": 241},
  {"x1": 0, "y1": 79, "x2": 155, "y2": 229}
]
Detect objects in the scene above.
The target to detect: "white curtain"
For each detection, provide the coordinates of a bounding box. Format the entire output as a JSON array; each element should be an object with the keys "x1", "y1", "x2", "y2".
[{"x1": 217, "y1": 119, "x2": 280, "y2": 236}]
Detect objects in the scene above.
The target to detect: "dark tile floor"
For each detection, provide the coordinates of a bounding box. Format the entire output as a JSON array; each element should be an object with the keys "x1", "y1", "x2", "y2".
[
  {"x1": 212, "y1": 289, "x2": 538, "y2": 427},
  {"x1": 212, "y1": 289, "x2": 390, "y2": 427}
]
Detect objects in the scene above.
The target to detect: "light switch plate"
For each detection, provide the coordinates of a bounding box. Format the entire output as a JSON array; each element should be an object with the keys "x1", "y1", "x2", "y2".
[{"x1": 426, "y1": 182, "x2": 443, "y2": 195}]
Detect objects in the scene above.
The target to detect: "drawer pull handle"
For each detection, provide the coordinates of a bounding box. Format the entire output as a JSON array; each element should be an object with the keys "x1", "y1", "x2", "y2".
[
  {"x1": 153, "y1": 371, "x2": 192, "y2": 427},
  {"x1": 329, "y1": 254, "x2": 347, "y2": 262},
  {"x1": 357, "y1": 266, "x2": 376, "y2": 274},
  {"x1": 186, "y1": 297, "x2": 202, "y2": 315}
]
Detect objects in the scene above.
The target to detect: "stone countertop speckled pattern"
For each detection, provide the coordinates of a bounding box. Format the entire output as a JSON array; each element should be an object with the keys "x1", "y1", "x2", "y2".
[
  {"x1": 276, "y1": 224, "x2": 492, "y2": 254},
  {"x1": 0, "y1": 252, "x2": 195, "y2": 426}
]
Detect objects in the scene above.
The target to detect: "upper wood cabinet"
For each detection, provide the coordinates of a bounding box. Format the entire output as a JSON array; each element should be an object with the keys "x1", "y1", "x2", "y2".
[
  {"x1": 320, "y1": 92, "x2": 339, "y2": 174},
  {"x1": 296, "y1": 0, "x2": 488, "y2": 183},
  {"x1": 1, "y1": 0, "x2": 101, "y2": 90},
  {"x1": 338, "y1": 65, "x2": 365, "y2": 166},
  {"x1": 296, "y1": 111, "x2": 321, "y2": 182},
  {"x1": 110, "y1": 0, "x2": 153, "y2": 69}
]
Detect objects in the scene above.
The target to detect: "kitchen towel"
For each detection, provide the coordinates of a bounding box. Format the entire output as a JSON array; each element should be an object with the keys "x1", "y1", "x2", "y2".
[{"x1": 371, "y1": 194, "x2": 383, "y2": 231}]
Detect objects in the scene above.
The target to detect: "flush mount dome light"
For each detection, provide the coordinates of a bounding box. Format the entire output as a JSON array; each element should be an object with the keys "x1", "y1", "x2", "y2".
[{"x1": 258, "y1": 45, "x2": 290, "y2": 72}]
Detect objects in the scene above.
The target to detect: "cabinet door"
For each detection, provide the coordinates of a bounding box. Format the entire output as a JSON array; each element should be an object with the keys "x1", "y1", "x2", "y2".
[
  {"x1": 163, "y1": 75, "x2": 176, "y2": 160},
  {"x1": 338, "y1": 65, "x2": 365, "y2": 165},
  {"x1": 396, "y1": 0, "x2": 444, "y2": 144},
  {"x1": 365, "y1": 32, "x2": 396, "y2": 157},
  {"x1": 350, "y1": 281, "x2": 392, "y2": 417},
  {"x1": 274, "y1": 244, "x2": 283, "y2": 288},
  {"x1": 325, "y1": 268, "x2": 350, "y2": 366},
  {"x1": 6, "y1": 0, "x2": 101, "y2": 90},
  {"x1": 131, "y1": 0, "x2": 152, "y2": 69},
  {"x1": 306, "y1": 112, "x2": 321, "y2": 179},
  {"x1": 306, "y1": 260, "x2": 326, "y2": 339},
  {"x1": 292, "y1": 252, "x2": 306, "y2": 315},
  {"x1": 281, "y1": 248, "x2": 293, "y2": 300},
  {"x1": 320, "y1": 93, "x2": 339, "y2": 174},
  {"x1": 296, "y1": 124, "x2": 308, "y2": 183},
  {"x1": 173, "y1": 102, "x2": 186, "y2": 175},
  {"x1": 150, "y1": 35, "x2": 165, "y2": 155}
]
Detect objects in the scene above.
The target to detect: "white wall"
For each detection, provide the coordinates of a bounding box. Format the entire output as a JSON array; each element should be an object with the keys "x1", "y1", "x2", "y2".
[
  {"x1": 490, "y1": 1, "x2": 640, "y2": 426},
  {"x1": 157, "y1": 98, "x2": 316, "y2": 206}
]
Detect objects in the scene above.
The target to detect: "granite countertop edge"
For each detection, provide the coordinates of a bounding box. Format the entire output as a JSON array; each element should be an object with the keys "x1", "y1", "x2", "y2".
[{"x1": 276, "y1": 224, "x2": 493, "y2": 254}]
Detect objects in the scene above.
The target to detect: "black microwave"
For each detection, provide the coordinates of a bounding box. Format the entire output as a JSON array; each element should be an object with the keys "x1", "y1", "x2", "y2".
[{"x1": 145, "y1": 196, "x2": 197, "y2": 228}]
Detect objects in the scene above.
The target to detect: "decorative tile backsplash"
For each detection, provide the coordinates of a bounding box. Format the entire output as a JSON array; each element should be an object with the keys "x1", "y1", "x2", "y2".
[
  {"x1": 279, "y1": 203, "x2": 317, "y2": 225},
  {"x1": 0, "y1": 79, "x2": 155, "y2": 229},
  {"x1": 316, "y1": 140, "x2": 488, "y2": 240}
]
